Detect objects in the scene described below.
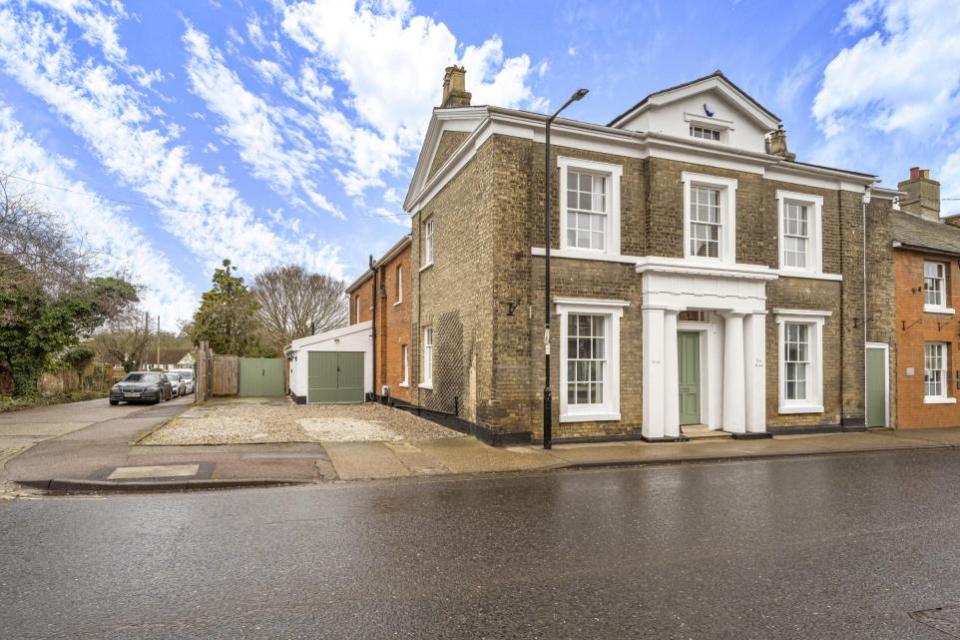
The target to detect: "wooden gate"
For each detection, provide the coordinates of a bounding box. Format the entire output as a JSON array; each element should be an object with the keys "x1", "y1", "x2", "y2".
[{"x1": 238, "y1": 357, "x2": 285, "y2": 397}]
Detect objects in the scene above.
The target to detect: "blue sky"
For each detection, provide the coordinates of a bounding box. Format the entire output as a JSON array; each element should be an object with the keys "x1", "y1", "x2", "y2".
[{"x1": 0, "y1": 0, "x2": 957, "y2": 328}]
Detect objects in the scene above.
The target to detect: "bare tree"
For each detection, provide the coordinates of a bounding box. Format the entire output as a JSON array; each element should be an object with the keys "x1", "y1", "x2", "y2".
[
  {"x1": 253, "y1": 265, "x2": 347, "y2": 352},
  {"x1": 0, "y1": 172, "x2": 89, "y2": 293},
  {"x1": 92, "y1": 307, "x2": 152, "y2": 372}
]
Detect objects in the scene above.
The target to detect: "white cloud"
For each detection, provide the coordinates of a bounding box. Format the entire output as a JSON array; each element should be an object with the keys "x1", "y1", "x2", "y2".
[
  {"x1": 0, "y1": 4, "x2": 345, "y2": 282},
  {"x1": 279, "y1": 0, "x2": 544, "y2": 195},
  {"x1": 0, "y1": 104, "x2": 196, "y2": 327},
  {"x1": 182, "y1": 24, "x2": 341, "y2": 218},
  {"x1": 840, "y1": 0, "x2": 882, "y2": 33},
  {"x1": 32, "y1": 0, "x2": 161, "y2": 87},
  {"x1": 813, "y1": 0, "x2": 960, "y2": 136},
  {"x1": 812, "y1": 0, "x2": 960, "y2": 197},
  {"x1": 374, "y1": 206, "x2": 410, "y2": 227}
]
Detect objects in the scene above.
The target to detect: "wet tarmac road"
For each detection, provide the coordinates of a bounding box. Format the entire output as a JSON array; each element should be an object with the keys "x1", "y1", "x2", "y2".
[{"x1": 3, "y1": 448, "x2": 960, "y2": 639}]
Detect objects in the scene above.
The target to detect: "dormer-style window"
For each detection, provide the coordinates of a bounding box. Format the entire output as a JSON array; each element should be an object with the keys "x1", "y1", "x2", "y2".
[
  {"x1": 558, "y1": 156, "x2": 622, "y2": 258},
  {"x1": 689, "y1": 125, "x2": 721, "y2": 141},
  {"x1": 681, "y1": 172, "x2": 737, "y2": 264}
]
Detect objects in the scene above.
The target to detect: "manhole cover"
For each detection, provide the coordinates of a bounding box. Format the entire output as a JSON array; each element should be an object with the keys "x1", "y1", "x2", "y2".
[
  {"x1": 911, "y1": 605, "x2": 960, "y2": 637},
  {"x1": 107, "y1": 464, "x2": 200, "y2": 480}
]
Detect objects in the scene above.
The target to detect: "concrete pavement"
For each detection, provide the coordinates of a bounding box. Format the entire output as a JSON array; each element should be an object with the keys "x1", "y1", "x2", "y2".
[{"x1": 9, "y1": 396, "x2": 960, "y2": 492}]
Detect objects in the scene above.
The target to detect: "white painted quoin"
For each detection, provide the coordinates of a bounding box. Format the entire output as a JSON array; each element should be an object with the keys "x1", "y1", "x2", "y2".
[{"x1": 286, "y1": 321, "x2": 373, "y2": 401}]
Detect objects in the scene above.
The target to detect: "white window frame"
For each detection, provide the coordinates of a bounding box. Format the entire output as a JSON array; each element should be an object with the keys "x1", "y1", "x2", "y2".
[
  {"x1": 395, "y1": 265, "x2": 403, "y2": 305},
  {"x1": 775, "y1": 310, "x2": 828, "y2": 414},
  {"x1": 924, "y1": 342, "x2": 955, "y2": 404},
  {"x1": 421, "y1": 218, "x2": 434, "y2": 270},
  {"x1": 923, "y1": 261, "x2": 954, "y2": 314},
  {"x1": 689, "y1": 125, "x2": 721, "y2": 141},
  {"x1": 354, "y1": 294, "x2": 361, "y2": 324},
  {"x1": 681, "y1": 172, "x2": 737, "y2": 265},
  {"x1": 400, "y1": 345, "x2": 409, "y2": 387},
  {"x1": 558, "y1": 156, "x2": 622, "y2": 259},
  {"x1": 419, "y1": 327, "x2": 433, "y2": 389},
  {"x1": 776, "y1": 190, "x2": 823, "y2": 275},
  {"x1": 555, "y1": 297, "x2": 628, "y2": 423}
]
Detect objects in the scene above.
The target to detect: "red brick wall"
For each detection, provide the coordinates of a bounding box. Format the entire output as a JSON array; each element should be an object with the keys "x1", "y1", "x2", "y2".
[
  {"x1": 373, "y1": 244, "x2": 412, "y2": 403},
  {"x1": 896, "y1": 249, "x2": 960, "y2": 428},
  {"x1": 349, "y1": 276, "x2": 374, "y2": 325}
]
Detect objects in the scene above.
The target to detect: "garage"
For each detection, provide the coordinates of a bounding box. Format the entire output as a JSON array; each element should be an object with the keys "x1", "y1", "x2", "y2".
[
  {"x1": 307, "y1": 352, "x2": 364, "y2": 403},
  {"x1": 286, "y1": 321, "x2": 373, "y2": 404}
]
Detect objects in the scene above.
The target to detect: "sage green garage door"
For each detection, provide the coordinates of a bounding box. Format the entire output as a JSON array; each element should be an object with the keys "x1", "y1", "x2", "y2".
[
  {"x1": 307, "y1": 351, "x2": 364, "y2": 404},
  {"x1": 238, "y1": 357, "x2": 286, "y2": 397}
]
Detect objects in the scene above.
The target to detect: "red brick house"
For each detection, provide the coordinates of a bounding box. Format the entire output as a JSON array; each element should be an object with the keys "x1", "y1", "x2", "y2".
[
  {"x1": 877, "y1": 169, "x2": 960, "y2": 429},
  {"x1": 346, "y1": 235, "x2": 413, "y2": 404}
]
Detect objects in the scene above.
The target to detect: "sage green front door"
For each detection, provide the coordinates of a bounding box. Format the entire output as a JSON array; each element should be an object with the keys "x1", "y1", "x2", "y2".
[
  {"x1": 866, "y1": 346, "x2": 887, "y2": 427},
  {"x1": 678, "y1": 332, "x2": 701, "y2": 425},
  {"x1": 307, "y1": 351, "x2": 365, "y2": 404},
  {"x1": 238, "y1": 357, "x2": 285, "y2": 397}
]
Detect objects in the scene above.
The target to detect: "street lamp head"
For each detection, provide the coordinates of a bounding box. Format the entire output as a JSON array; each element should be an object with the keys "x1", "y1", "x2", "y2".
[{"x1": 572, "y1": 88, "x2": 589, "y2": 101}]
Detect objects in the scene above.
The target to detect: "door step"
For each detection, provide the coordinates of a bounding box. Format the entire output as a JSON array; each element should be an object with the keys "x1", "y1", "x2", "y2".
[{"x1": 680, "y1": 426, "x2": 732, "y2": 441}]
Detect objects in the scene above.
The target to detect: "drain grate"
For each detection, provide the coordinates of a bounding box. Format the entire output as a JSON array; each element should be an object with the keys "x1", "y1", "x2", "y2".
[{"x1": 911, "y1": 605, "x2": 960, "y2": 637}]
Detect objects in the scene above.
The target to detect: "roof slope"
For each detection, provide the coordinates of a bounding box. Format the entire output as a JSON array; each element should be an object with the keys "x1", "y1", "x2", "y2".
[{"x1": 892, "y1": 211, "x2": 960, "y2": 255}]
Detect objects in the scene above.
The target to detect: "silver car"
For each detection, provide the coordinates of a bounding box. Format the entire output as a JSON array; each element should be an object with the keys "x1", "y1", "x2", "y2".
[
  {"x1": 171, "y1": 369, "x2": 195, "y2": 394},
  {"x1": 166, "y1": 372, "x2": 186, "y2": 398}
]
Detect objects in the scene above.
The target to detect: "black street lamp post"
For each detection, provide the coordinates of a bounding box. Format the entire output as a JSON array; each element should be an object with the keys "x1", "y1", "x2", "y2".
[{"x1": 543, "y1": 88, "x2": 589, "y2": 450}]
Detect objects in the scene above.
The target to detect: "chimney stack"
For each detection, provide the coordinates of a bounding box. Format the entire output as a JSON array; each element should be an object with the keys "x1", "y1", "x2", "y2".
[
  {"x1": 441, "y1": 66, "x2": 471, "y2": 108},
  {"x1": 766, "y1": 125, "x2": 796, "y2": 161},
  {"x1": 898, "y1": 167, "x2": 941, "y2": 222}
]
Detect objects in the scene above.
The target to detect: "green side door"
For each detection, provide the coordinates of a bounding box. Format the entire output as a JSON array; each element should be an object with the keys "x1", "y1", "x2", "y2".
[
  {"x1": 238, "y1": 357, "x2": 285, "y2": 397},
  {"x1": 678, "y1": 332, "x2": 701, "y2": 425},
  {"x1": 866, "y1": 346, "x2": 887, "y2": 428},
  {"x1": 307, "y1": 352, "x2": 364, "y2": 404}
]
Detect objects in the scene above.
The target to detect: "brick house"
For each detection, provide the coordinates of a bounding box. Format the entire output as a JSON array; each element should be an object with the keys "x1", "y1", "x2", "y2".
[
  {"x1": 393, "y1": 68, "x2": 902, "y2": 444},
  {"x1": 871, "y1": 169, "x2": 960, "y2": 429},
  {"x1": 346, "y1": 235, "x2": 413, "y2": 404}
]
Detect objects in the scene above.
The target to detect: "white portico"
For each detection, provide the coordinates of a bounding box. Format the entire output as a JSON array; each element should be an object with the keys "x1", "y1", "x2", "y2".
[{"x1": 637, "y1": 257, "x2": 778, "y2": 440}]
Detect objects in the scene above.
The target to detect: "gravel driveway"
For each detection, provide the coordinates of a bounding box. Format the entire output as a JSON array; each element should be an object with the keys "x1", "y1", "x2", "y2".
[{"x1": 140, "y1": 399, "x2": 465, "y2": 445}]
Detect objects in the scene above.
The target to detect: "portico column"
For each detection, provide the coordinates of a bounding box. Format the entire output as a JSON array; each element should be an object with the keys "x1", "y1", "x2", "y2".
[
  {"x1": 722, "y1": 311, "x2": 746, "y2": 433},
  {"x1": 663, "y1": 310, "x2": 681, "y2": 439},
  {"x1": 642, "y1": 307, "x2": 666, "y2": 439},
  {"x1": 743, "y1": 312, "x2": 767, "y2": 433}
]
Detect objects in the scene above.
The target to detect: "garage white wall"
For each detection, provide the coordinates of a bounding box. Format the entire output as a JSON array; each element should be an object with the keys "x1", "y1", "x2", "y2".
[{"x1": 287, "y1": 322, "x2": 373, "y2": 401}]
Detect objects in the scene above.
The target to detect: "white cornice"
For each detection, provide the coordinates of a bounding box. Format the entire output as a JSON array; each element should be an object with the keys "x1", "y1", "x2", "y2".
[
  {"x1": 403, "y1": 106, "x2": 879, "y2": 215},
  {"x1": 635, "y1": 256, "x2": 779, "y2": 281}
]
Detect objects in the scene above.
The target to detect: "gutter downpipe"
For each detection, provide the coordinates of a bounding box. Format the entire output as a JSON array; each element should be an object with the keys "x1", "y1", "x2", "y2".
[
  {"x1": 369, "y1": 254, "x2": 377, "y2": 403},
  {"x1": 862, "y1": 187, "x2": 871, "y2": 427}
]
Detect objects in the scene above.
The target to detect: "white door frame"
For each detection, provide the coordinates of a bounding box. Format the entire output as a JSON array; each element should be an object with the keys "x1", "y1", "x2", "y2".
[
  {"x1": 678, "y1": 322, "x2": 710, "y2": 427},
  {"x1": 865, "y1": 342, "x2": 890, "y2": 428}
]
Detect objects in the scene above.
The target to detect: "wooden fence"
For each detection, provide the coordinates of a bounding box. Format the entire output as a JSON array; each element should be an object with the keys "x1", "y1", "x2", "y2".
[
  {"x1": 212, "y1": 355, "x2": 239, "y2": 396},
  {"x1": 193, "y1": 343, "x2": 241, "y2": 403}
]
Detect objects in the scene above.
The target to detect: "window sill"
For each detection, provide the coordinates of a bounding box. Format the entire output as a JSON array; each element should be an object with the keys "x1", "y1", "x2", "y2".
[
  {"x1": 778, "y1": 404, "x2": 825, "y2": 415},
  {"x1": 418, "y1": 383, "x2": 433, "y2": 390},
  {"x1": 778, "y1": 269, "x2": 842, "y2": 282},
  {"x1": 559, "y1": 411, "x2": 621, "y2": 424},
  {"x1": 924, "y1": 396, "x2": 957, "y2": 405},
  {"x1": 419, "y1": 262, "x2": 433, "y2": 273},
  {"x1": 398, "y1": 382, "x2": 409, "y2": 388},
  {"x1": 531, "y1": 247, "x2": 638, "y2": 265},
  {"x1": 923, "y1": 305, "x2": 955, "y2": 315}
]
